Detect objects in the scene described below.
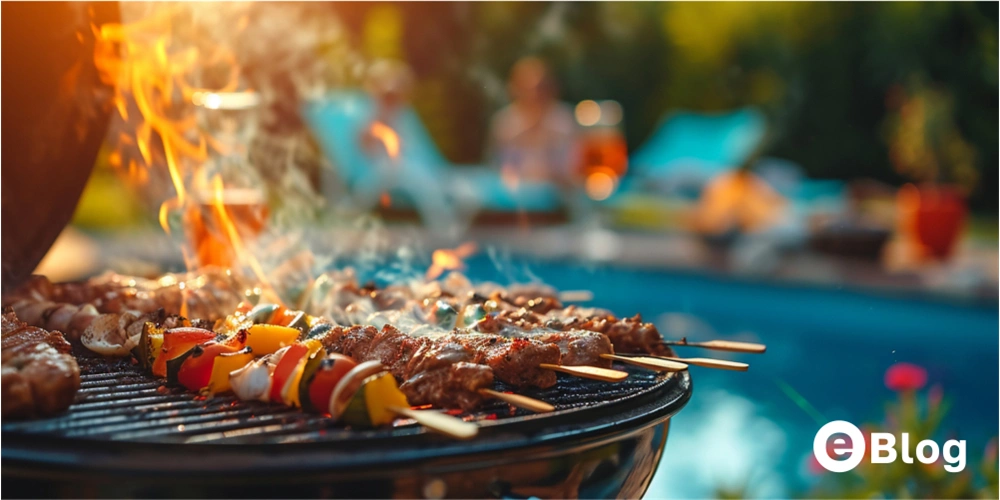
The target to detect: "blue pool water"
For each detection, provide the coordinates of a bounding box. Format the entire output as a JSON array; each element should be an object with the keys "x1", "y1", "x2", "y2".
[{"x1": 451, "y1": 254, "x2": 998, "y2": 498}]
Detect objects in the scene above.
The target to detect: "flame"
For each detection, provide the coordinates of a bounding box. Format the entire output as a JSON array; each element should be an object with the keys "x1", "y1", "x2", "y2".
[
  {"x1": 93, "y1": 5, "x2": 277, "y2": 310},
  {"x1": 426, "y1": 242, "x2": 478, "y2": 280},
  {"x1": 369, "y1": 121, "x2": 400, "y2": 159},
  {"x1": 93, "y1": 7, "x2": 228, "y2": 243},
  {"x1": 209, "y1": 177, "x2": 271, "y2": 285}
]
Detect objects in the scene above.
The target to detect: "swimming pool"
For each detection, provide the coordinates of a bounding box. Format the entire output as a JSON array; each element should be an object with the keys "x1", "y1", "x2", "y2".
[{"x1": 454, "y1": 254, "x2": 998, "y2": 498}]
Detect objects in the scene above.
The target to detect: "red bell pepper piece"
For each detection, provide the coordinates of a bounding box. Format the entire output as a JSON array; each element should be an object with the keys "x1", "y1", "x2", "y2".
[
  {"x1": 152, "y1": 327, "x2": 216, "y2": 378},
  {"x1": 269, "y1": 343, "x2": 309, "y2": 403},
  {"x1": 177, "y1": 341, "x2": 243, "y2": 392},
  {"x1": 308, "y1": 354, "x2": 357, "y2": 414}
]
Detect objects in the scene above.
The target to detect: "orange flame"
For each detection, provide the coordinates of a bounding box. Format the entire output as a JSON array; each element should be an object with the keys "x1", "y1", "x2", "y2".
[
  {"x1": 209, "y1": 177, "x2": 272, "y2": 288},
  {"x1": 426, "y1": 242, "x2": 478, "y2": 280},
  {"x1": 93, "y1": 6, "x2": 276, "y2": 310},
  {"x1": 370, "y1": 121, "x2": 400, "y2": 160}
]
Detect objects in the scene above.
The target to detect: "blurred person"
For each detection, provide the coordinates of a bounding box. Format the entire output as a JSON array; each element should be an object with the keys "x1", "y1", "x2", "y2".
[
  {"x1": 354, "y1": 59, "x2": 457, "y2": 233},
  {"x1": 487, "y1": 57, "x2": 580, "y2": 188}
]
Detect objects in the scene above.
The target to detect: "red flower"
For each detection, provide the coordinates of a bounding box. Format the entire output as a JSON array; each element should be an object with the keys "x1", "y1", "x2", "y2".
[
  {"x1": 884, "y1": 362, "x2": 928, "y2": 392},
  {"x1": 806, "y1": 454, "x2": 826, "y2": 475}
]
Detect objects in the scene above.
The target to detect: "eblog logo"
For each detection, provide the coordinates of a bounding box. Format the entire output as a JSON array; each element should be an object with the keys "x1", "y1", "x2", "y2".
[{"x1": 813, "y1": 420, "x2": 966, "y2": 473}]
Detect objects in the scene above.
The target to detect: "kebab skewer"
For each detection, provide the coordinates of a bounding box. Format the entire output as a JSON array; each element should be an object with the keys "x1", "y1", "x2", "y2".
[
  {"x1": 90, "y1": 302, "x2": 567, "y2": 415},
  {"x1": 132, "y1": 315, "x2": 480, "y2": 438}
]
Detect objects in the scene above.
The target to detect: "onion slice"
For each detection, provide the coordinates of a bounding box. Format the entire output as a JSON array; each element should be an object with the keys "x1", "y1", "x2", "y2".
[{"x1": 328, "y1": 360, "x2": 385, "y2": 419}]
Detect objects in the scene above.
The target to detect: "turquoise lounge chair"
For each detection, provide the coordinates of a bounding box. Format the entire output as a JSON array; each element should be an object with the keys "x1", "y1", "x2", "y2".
[{"x1": 617, "y1": 108, "x2": 768, "y2": 199}]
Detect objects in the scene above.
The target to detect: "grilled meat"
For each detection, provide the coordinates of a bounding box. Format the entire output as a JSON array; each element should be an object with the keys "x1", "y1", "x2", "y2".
[
  {"x1": 471, "y1": 315, "x2": 614, "y2": 368},
  {"x1": 1, "y1": 311, "x2": 80, "y2": 419},
  {"x1": 3, "y1": 299, "x2": 99, "y2": 341},
  {"x1": 309, "y1": 273, "x2": 667, "y2": 356},
  {"x1": 482, "y1": 309, "x2": 667, "y2": 356},
  {"x1": 5, "y1": 270, "x2": 247, "y2": 329},
  {"x1": 318, "y1": 324, "x2": 494, "y2": 410},
  {"x1": 435, "y1": 333, "x2": 561, "y2": 388},
  {"x1": 321, "y1": 323, "x2": 565, "y2": 390}
]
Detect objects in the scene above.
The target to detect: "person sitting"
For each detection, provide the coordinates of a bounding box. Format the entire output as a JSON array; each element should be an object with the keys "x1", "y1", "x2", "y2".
[{"x1": 486, "y1": 57, "x2": 579, "y2": 188}]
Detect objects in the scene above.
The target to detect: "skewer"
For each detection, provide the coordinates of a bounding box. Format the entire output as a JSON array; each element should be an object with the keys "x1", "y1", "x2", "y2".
[
  {"x1": 557, "y1": 290, "x2": 594, "y2": 303},
  {"x1": 389, "y1": 406, "x2": 479, "y2": 439},
  {"x1": 479, "y1": 389, "x2": 555, "y2": 413},
  {"x1": 654, "y1": 355, "x2": 749, "y2": 371},
  {"x1": 658, "y1": 339, "x2": 766, "y2": 354},
  {"x1": 539, "y1": 363, "x2": 628, "y2": 382},
  {"x1": 600, "y1": 353, "x2": 688, "y2": 372}
]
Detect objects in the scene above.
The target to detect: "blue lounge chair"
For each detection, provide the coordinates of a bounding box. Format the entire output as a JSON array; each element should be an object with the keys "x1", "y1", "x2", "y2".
[{"x1": 618, "y1": 107, "x2": 768, "y2": 199}]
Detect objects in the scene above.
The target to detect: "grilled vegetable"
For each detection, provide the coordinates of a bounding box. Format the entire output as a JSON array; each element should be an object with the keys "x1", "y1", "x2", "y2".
[
  {"x1": 337, "y1": 372, "x2": 409, "y2": 428},
  {"x1": 304, "y1": 353, "x2": 357, "y2": 413},
  {"x1": 284, "y1": 311, "x2": 308, "y2": 332},
  {"x1": 245, "y1": 324, "x2": 300, "y2": 356},
  {"x1": 306, "y1": 322, "x2": 334, "y2": 340},
  {"x1": 177, "y1": 341, "x2": 245, "y2": 392},
  {"x1": 456, "y1": 303, "x2": 486, "y2": 328},
  {"x1": 132, "y1": 322, "x2": 164, "y2": 370},
  {"x1": 152, "y1": 327, "x2": 216, "y2": 377},
  {"x1": 214, "y1": 313, "x2": 252, "y2": 336},
  {"x1": 269, "y1": 343, "x2": 310, "y2": 404},
  {"x1": 207, "y1": 346, "x2": 254, "y2": 393},
  {"x1": 329, "y1": 361, "x2": 386, "y2": 419},
  {"x1": 246, "y1": 303, "x2": 280, "y2": 324},
  {"x1": 166, "y1": 345, "x2": 201, "y2": 385},
  {"x1": 297, "y1": 352, "x2": 327, "y2": 412},
  {"x1": 278, "y1": 344, "x2": 323, "y2": 407},
  {"x1": 431, "y1": 300, "x2": 458, "y2": 327},
  {"x1": 229, "y1": 356, "x2": 272, "y2": 401}
]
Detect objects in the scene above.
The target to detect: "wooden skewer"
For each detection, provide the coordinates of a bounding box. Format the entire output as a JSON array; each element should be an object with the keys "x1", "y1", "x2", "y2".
[
  {"x1": 389, "y1": 406, "x2": 479, "y2": 440},
  {"x1": 479, "y1": 388, "x2": 555, "y2": 413},
  {"x1": 558, "y1": 290, "x2": 594, "y2": 303},
  {"x1": 600, "y1": 353, "x2": 688, "y2": 372},
  {"x1": 655, "y1": 356, "x2": 749, "y2": 371},
  {"x1": 539, "y1": 363, "x2": 629, "y2": 382},
  {"x1": 659, "y1": 339, "x2": 766, "y2": 354}
]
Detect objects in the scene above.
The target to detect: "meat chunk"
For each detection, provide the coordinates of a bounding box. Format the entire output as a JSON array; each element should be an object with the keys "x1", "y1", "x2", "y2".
[{"x1": 1, "y1": 311, "x2": 80, "y2": 419}]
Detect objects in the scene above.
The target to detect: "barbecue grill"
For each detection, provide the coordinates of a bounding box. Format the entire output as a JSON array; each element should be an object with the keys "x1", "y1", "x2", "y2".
[
  {"x1": 3, "y1": 354, "x2": 691, "y2": 498},
  {"x1": 1, "y1": 3, "x2": 694, "y2": 498}
]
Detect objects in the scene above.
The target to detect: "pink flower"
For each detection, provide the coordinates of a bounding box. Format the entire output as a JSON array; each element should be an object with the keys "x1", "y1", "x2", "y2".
[{"x1": 884, "y1": 362, "x2": 928, "y2": 392}]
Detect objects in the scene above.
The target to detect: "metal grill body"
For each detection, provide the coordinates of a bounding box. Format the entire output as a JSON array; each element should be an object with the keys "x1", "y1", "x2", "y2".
[{"x1": 3, "y1": 354, "x2": 692, "y2": 498}]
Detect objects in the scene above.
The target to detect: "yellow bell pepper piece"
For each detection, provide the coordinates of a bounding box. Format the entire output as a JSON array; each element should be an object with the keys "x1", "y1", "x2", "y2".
[
  {"x1": 208, "y1": 350, "x2": 255, "y2": 394},
  {"x1": 246, "y1": 324, "x2": 301, "y2": 356},
  {"x1": 148, "y1": 333, "x2": 164, "y2": 362},
  {"x1": 364, "y1": 373, "x2": 410, "y2": 426},
  {"x1": 303, "y1": 339, "x2": 323, "y2": 357}
]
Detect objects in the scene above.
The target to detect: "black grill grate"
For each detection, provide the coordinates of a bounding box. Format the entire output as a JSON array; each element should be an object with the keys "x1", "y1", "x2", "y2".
[{"x1": 3, "y1": 355, "x2": 679, "y2": 445}]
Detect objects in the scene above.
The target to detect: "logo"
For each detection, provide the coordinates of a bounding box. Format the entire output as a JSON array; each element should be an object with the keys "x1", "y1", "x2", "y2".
[{"x1": 813, "y1": 420, "x2": 966, "y2": 473}]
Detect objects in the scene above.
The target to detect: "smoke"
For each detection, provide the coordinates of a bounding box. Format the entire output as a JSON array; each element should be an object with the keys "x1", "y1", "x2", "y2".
[{"x1": 104, "y1": 2, "x2": 559, "y2": 305}]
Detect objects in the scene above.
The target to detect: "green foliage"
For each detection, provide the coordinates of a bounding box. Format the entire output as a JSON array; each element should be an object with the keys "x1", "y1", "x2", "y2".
[
  {"x1": 328, "y1": 2, "x2": 998, "y2": 212},
  {"x1": 804, "y1": 386, "x2": 999, "y2": 499}
]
